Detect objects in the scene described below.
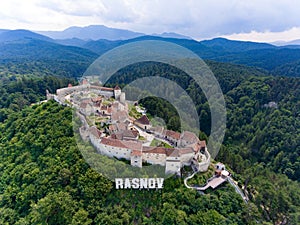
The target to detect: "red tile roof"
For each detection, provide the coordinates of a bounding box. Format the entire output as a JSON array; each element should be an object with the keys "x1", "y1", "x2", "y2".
[
  {"x1": 90, "y1": 85, "x2": 103, "y2": 90},
  {"x1": 181, "y1": 131, "x2": 198, "y2": 143},
  {"x1": 101, "y1": 87, "x2": 114, "y2": 91},
  {"x1": 116, "y1": 122, "x2": 127, "y2": 131},
  {"x1": 112, "y1": 130, "x2": 139, "y2": 140},
  {"x1": 142, "y1": 146, "x2": 175, "y2": 156},
  {"x1": 89, "y1": 126, "x2": 102, "y2": 139},
  {"x1": 111, "y1": 111, "x2": 128, "y2": 122},
  {"x1": 131, "y1": 150, "x2": 142, "y2": 156},
  {"x1": 179, "y1": 147, "x2": 194, "y2": 155},
  {"x1": 135, "y1": 115, "x2": 150, "y2": 125},
  {"x1": 165, "y1": 130, "x2": 181, "y2": 140},
  {"x1": 101, "y1": 137, "x2": 142, "y2": 151},
  {"x1": 168, "y1": 148, "x2": 180, "y2": 157},
  {"x1": 199, "y1": 141, "x2": 206, "y2": 148},
  {"x1": 100, "y1": 105, "x2": 108, "y2": 110},
  {"x1": 114, "y1": 85, "x2": 121, "y2": 90}
]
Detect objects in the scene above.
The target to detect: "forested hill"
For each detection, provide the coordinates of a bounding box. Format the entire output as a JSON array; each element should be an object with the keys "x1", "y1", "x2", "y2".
[
  {"x1": 0, "y1": 39, "x2": 98, "y2": 78},
  {"x1": 0, "y1": 66, "x2": 299, "y2": 223},
  {"x1": 0, "y1": 100, "x2": 299, "y2": 224},
  {"x1": 0, "y1": 31, "x2": 299, "y2": 223},
  {"x1": 80, "y1": 36, "x2": 300, "y2": 77},
  {"x1": 107, "y1": 60, "x2": 300, "y2": 181},
  {"x1": 1, "y1": 30, "x2": 300, "y2": 78}
]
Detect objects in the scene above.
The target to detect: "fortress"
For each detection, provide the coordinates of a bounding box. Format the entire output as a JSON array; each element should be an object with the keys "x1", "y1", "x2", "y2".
[{"x1": 47, "y1": 80, "x2": 210, "y2": 175}]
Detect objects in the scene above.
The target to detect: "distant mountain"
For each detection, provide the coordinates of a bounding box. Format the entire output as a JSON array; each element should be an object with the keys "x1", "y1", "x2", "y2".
[
  {"x1": 0, "y1": 38, "x2": 98, "y2": 78},
  {"x1": 152, "y1": 32, "x2": 192, "y2": 40},
  {"x1": 0, "y1": 29, "x2": 53, "y2": 43},
  {"x1": 1, "y1": 28, "x2": 300, "y2": 77},
  {"x1": 81, "y1": 36, "x2": 300, "y2": 77},
  {"x1": 37, "y1": 25, "x2": 195, "y2": 41},
  {"x1": 38, "y1": 25, "x2": 145, "y2": 41},
  {"x1": 0, "y1": 29, "x2": 9, "y2": 34},
  {"x1": 82, "y1": 35, "x2": 216, "y2": 57},
  {"x1": 54, "y1": 38, "x2": 87, "y2": 47},
  {"x1": 200, "y1": 37, "x2": 276, "y2": 52},
  {"x1": 209, "y1": 47, "x2": 300, "y2": 73},
  {"x1": 272, "y1": 39, "x2": 300, "y2": 46},
  {"x1": 0, "y1": 39, "x2": 96, "y2": 60}
]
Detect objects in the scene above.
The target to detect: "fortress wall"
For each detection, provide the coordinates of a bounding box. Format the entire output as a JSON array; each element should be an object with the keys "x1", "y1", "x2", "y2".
[
  {"x1": 131, "y1": 155, "x2": 142, "y2": 168},
  {"x1": 98, "y1": 143, "x2": 131, "y2": 160},
  {"x1": 142, "y1": 153, "x2": 166, "y2": 166},
  {"x1": 57, "y1": 85, "x2": 87, "y2": 96},
  {"x1": 100, "y1": 90, "x2": 114, "y2": 98},
  {"x1": 180, "y1": 153, "x2": 195, "y2": 165},
  {"x1": 56, "y1": 85, "x2": 114, "y2": 98},
  {"x1": 90, "y1": 136, "x2": 103, "y2": 153},
  {"x1": 198, "y1": 147, "x2": 211, "y2": 172},
  {"x1": 165, "y1": 160, "x2": 181, "y2": 174}
]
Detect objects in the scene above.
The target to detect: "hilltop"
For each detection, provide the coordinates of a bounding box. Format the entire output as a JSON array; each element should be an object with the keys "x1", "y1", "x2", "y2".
[{"x1": 0, "y1": 28, "x2": 299, "y2": 224}]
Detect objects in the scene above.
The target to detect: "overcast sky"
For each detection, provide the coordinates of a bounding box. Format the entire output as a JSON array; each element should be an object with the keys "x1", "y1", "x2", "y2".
[{"x1": 0, "y1": 0, "x2": 300, "y2": 42}]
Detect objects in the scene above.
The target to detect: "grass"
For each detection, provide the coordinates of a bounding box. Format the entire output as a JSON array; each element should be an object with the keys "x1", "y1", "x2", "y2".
[
  {"x1": 138, "y1": 136, "x2": 146, "y2": 141},
  {"x1": 129, "y1": 104, "x2": 142, "y2": 119},
  {"x1": 150, "y1": 139, "x2": 173, "y2": 148}
]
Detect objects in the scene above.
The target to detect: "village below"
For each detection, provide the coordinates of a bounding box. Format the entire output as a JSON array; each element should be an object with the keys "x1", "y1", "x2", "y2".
[{"x1": 46, "y1": 78, "x2": 248, "y2": 202}]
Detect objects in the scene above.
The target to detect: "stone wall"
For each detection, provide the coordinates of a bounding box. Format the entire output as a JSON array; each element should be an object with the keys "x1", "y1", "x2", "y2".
[
  {"x1": 198, "y1": 147, "x2": 211, "y2": 172},
  {"x1": 165, "y1": 160, "x2": 181, "y2": 174},
  {"x1": 97, "y1": 142, "x2": 131, "y2": 160},
  {"x1": 142, "y1": 153, "x2": 166, "y2": 166}
]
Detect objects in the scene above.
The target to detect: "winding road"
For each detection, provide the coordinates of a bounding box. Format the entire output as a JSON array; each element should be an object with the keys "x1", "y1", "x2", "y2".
[{"x1": 184, "y1": 171, "x2": 248, "y2": 203}]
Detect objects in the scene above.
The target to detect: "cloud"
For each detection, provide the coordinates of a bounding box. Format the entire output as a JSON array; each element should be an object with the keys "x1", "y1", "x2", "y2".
[
  {"x1": 37, "y1": 0, "x2": 107, "y2": 17},
  {"x1": 0, "y1": 0, "x2": 299, "y2": 41},
  {"x1": 222, "y1": 27, "x2": 300, "y2": 43}
]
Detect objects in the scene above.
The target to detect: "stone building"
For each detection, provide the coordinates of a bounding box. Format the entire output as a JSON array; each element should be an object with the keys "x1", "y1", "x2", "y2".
[{"x1": 134, "y1": 115, "x2": 151, "y2": 130}]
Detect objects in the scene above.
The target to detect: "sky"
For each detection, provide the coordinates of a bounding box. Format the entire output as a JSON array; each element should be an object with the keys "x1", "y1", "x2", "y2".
[{"x1": 0, "y1": 0, "x2": 300, "y2": 43}]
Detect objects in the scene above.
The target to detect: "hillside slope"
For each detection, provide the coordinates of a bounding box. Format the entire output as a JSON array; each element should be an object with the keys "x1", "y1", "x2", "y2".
[{"x1": 0, "y1": 39, "x2": 98, "y2": 78}]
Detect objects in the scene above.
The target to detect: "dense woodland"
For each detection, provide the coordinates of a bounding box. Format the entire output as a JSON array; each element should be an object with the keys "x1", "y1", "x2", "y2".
[
  {"x1": 107, "y1": 61, "x2": 300, "y2": 223},
  {"x1": 0, "y1": 101, "x2": 256, "y2": 224},
  {"x1": 0, "y1": 73, "x2": 76, "y2": 122},
  {"x1": 0, "y1": 36, "x2": 299, "y2": 224}
]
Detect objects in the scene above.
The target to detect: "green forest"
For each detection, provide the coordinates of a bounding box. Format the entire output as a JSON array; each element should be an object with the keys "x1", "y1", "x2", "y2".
[{"x1": 0, "y1": 41, "x2": 299, "y2": 224}]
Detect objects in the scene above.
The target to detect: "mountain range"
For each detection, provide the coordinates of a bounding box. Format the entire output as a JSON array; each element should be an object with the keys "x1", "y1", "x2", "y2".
[
  {"x1": 272, "y1": 39, "x2": 300, "y2": 46},
  {"x1": 38, "y1": 25, "x2": 144, "y2": 41},
  {"x1": 0, "y1": 26, "x2": 300, "y2": 77},
  {"x1": 37, "y1": 25, "x2": 192, "y2": 41}
]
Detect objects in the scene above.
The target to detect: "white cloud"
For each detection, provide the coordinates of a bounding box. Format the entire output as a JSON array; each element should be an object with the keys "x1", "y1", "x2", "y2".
[
  {"x1": 222, "y1": 27, "x2": 300, "y2": 43},
  {"x1": 0, "y1": 0, "x2": 300, "y2": 41}
]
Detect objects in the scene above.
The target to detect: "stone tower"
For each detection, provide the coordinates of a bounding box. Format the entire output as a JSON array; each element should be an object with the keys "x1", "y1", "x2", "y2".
[
  {"x1": 114, "y1": 85, "x2": 122, "y2": 100},
  {"x1": 131, "y1": 150, "x2": 142, "y2": 168},
  {"x1": 120, "y1": 92, "x2": 126, "y2": 104},
  {"x1": 46, "y1": 89, "x2": 54, "y2": 100}
]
